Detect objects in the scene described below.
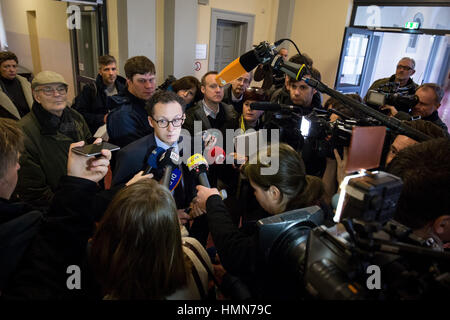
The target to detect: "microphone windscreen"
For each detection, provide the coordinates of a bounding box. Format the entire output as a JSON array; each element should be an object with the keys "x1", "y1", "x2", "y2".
[
  {"x1": 187, "y1": 153, "x2": 208, "y2": 171},
  {"x1": 239, "y1": 50, "x2": 259, "y2": 72},
  {"x1": 206, "y1": 146, "x2": 226, "y2": 164},
  {"x1": 147, "y1": 146, "x2": 165, "y2": 168}
]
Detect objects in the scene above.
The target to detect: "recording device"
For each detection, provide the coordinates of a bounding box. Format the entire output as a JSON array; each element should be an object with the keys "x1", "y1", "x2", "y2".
[
  {"x1": 215, "y1": 40, "x2": 282, "y2": 86},
  {"x1": 157, "y1": 147, "x2": 181, "y2": 189},
  {"x1": 206, "y1": 146, "x2": 226, "y2": 165},
  {"x1": 256, "y1": 170, "x2": 450, "y2": 300},
  {"x1": 71, "y1": 141, "x2": 120, "y2": 157},
  {"x1": 143, "y1": 146, "x2": 165, "y2": 175},
  {"x1": 366, "y1": 82, "x2": 418, "y2": 113},
  {"x1": 187, "y1": 153, "x2": 211, "y2": 188},
  {"x1": 187, "y1": 153, "x2": 227, "y2": 200}
]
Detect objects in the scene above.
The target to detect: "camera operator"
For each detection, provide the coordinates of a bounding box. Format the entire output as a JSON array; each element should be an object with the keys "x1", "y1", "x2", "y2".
[
  {"x1": 387, "y1": 138, "x2": 450, "y2": 250},
  {"x1": 0, "y1": 117, "x2": 112, "y2": 298},
  {"x1": 364, "y1": 57, "x2": 418, "y2": 103},
  {"x1": 193, "y1": 143, "x2": 328, "y2": 299},
  {"x1": 381, "y1": 83, "x2": 449, "y2": 135}
]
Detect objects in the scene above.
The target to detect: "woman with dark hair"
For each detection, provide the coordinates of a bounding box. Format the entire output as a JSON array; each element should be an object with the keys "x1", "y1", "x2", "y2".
[
  {"x1": 170, "y1": 76, "x2": 201, "y2": 109},
  {"x1": 223, "y1": 87, "x2": 266, "y2": 132},
  {"x1": 90, "y1": 179, "x2": 213, "y2": 300},
  {"x1": 194, "y1": 143, "x2": 327, "y2": 299}
]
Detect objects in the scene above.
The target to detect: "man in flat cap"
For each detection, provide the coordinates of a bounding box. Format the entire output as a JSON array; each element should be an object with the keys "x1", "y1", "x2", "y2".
[{"x1": 15, "y1": 71, "x2": 92, "y2": 208}]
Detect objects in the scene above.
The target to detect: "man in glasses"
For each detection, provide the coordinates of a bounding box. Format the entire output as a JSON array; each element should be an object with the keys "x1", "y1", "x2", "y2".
[
  {"x1": 364, "y1": 57, "x2": 418, "y2": 102},
  {"x1": 112, "y1": 91, "x2": 188, "y2": 192},
  {"x1": 15, "y1": 71, "x2": 92, "y2": 207}
]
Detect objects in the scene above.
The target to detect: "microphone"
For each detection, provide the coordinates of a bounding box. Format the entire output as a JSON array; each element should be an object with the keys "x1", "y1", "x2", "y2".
[
  {"x1": 168, "y1": 167, "x2": 182, "y2": 192},
  {"x1": 206, "y1": 146, "x2": 226, "y2": 165},
  {"x1": 187, "y1": 153, "x2": 228, "y2": 200},
  {"x1": 187, "y1": 153, "x2": 211, "y2": 188},
  {"x1": 250, "y1": 102, "x2": 303, "y2": 112},
  {"x1": 143, "y1": 146, "x2": 165, "y2": 175},
  {"x1": 272, "y1": 56, "x2": 308, "y2": 81},
  {"x1": 215, "y1": 40, "x2": 281, "y2": 86},
  {"x1": 158, "y1": 147, "x2": 181, "y2": 188}
]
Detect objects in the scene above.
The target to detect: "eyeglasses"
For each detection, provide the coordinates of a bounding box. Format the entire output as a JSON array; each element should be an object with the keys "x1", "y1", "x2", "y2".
[
  {"x1": 151, "y1": 116, "x2": 185, "y2": 128},
  {"x1": 396, "y1": 65, "x2": 413, "y2": 71},
  {"x1": 36, "y1": 86, "x2": 67, "y2": 96}
]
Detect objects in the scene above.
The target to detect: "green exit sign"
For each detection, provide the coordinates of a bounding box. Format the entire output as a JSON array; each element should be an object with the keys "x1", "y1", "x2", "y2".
[{"x1": 405, "y1": 22, "x2": 419, "y2": 29}]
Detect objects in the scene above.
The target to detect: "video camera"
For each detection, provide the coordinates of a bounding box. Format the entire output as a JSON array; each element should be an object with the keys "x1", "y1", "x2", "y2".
[
  {"x1": 299, "y1": 109, "x2": 382, "y2": 159},
  {"x1": 365, "y1": 82, "x2": 418, "y2": 114},
  {"x1": 257, "y1": 171, "x2": 450, "y2": 300}
]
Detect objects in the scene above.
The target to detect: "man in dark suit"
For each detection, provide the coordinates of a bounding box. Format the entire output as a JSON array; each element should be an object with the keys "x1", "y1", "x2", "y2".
[
  {"x1": 112, "y1": 90, "x2": 209, "y2": 244},
  {"x1": 183, "y1": 71, "x2": 238, "y2": 136}
]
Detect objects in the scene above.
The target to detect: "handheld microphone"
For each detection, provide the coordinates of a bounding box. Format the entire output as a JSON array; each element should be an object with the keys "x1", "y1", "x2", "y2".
[
  {"x1": 187, "y1": 154, "x2": 228, "y2": 200},
  {"x1": 187, "y1": 153, "x2": 211, "y2": 188},
  {"x1": 215, "y1": 40, "x2": 282, "y2": 86},
  {"x1": 206, "y1": 146, "x2": 226, "y2": 165},
  {"x1": 168, "y1": 167, "x2": 182, "y2": 192},
  {"x1": 250, "y1": 102, "x2": 303, "y2": 112},
  {"x1": 158, "y1": 147, "x2": 181, "y2": 188},
  {"x1": 143, "y1": 146, "x2": 165, "y2": 175}
]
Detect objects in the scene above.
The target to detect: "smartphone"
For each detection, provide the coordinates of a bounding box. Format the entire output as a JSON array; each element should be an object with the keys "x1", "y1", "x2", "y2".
[{"x1": 71, "y1": 142, "x2": 120, "y2": 157}]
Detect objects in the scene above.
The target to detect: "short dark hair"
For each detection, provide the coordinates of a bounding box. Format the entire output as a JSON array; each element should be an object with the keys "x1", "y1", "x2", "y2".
[
  {"x1": 98, "y1": 54, "x2": 117, "y2": 67},
  {"x1": 243, "y1": 87, "x2": 267, "y2": 102},
  {"x1": 287, "y1": 66, "x2": 321, "y2": 85},
  {"x1": 201, "y1": 71, "x2": 218, "y2": 87},
  {"x1": 243, "y1": 143, "x2": 324, "y2": 211},
  {"x1": 416, "y1": 83, "x2": 444, "y2": 105},
  {"x1": 124, "y1": 56, "x2": 155, "y2": 80},
  {"x1": 387, "y1": 138, "x2": 450, "y2": 229},
  {"x1": 324, "y1": 94, "x2": 363, "y2": 118},
  {"x1": 171, "y1": 76, "x2": 202, "y2": 104},
  {"x1": 145, "y1": 90, "x2": 185, "y2": 117},
  {"x1": 0, "y1": 118, "x2": 23, "y2": 180},
  {"x1": 0, "y1": 51, "x2": 18, "y2": 66}
]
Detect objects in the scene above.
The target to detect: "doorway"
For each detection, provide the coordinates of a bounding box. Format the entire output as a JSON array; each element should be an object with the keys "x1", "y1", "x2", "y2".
[
  {"x1": 209, "y1": 9, "x2": 255, "y2": 72},
  {"x1": 69, "y1": 2, "x2": 108, "y2": 94}
]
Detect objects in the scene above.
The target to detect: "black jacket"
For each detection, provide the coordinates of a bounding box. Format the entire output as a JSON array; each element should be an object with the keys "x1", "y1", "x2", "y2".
[
  {"x1": 2, "y1": 176, "x2": 101, "y2": 299},
  {"x1": 205, "y1": 195, "x2": 309, "y2": 299},
  {"x1": 73, "y1": 74, "x2": 126, "y2": 135},
  {"x1": 106, "y1": 89, "x2": 153, "y2": 148},
  {"x1": 222, "y1": 85, "x2": 244, "y2": 114}
]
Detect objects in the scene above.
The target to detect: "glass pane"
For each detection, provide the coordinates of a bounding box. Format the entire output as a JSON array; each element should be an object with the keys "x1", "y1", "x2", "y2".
[
  {"x1": 76, "y1": 11, "x2": 98, "y2": 78},
  {"x1": 339, "y1": 34, "x2": 369, "y2": 86},
  {"x1": 354, "y1": 6, "x2": 450, "y2": 30}
]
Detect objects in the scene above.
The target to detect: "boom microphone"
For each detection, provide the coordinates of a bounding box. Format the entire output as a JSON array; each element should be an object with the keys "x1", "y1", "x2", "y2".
[
  {"x1": 272, "y1": 56, "x2": 308, "y2": 81},
  {"x1": 143, "y1": 146, "x2": 165, "y2": 175},
  {"x1": 215, "y1": 40, "x2": 282, "y2": 86},
  {"x1": 250, "y1": 102, "x2": 303, "y2": 112}
]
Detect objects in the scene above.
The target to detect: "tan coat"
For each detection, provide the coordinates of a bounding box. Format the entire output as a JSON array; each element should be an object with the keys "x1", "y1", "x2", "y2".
[{"x1": 0, "y1": 74, "x2": 33, "y2": 119}]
